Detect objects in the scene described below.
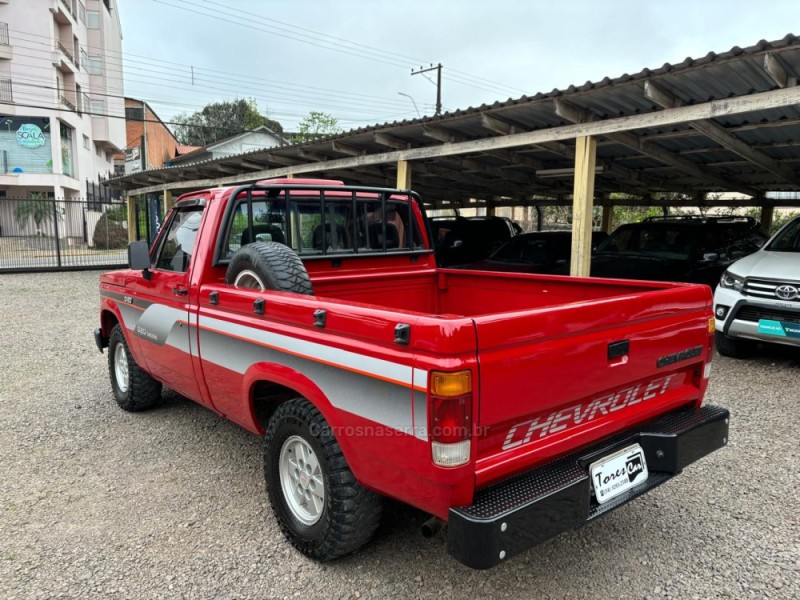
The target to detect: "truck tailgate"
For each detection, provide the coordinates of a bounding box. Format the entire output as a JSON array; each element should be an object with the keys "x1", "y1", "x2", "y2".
[{"x1": 473, "y1": 284, "x2": 713, "y2": 485}]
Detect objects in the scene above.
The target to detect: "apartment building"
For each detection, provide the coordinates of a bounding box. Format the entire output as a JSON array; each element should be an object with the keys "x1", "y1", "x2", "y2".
[
  {"x1": 0, "y1": 0, "x2": 125, "y2": 237},
  {"x1": 118, "y1": 97, "x2": 179, "y2": 175}
]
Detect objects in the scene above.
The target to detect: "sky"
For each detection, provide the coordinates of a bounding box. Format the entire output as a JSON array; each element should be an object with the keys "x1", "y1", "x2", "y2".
[{"x1": 116, "y1": 0, "x2": 800, "y2": 133}]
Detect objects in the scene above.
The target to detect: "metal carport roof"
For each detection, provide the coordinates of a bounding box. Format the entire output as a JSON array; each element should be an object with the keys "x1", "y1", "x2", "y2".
[{"x1": 110, "y1": 33, "x2": 800, "y2": 210}]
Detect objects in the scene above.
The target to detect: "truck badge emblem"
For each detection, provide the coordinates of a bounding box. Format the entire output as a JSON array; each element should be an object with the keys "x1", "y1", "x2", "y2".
[{"x1": 775, "y1": 285, "x2": 798, "y2": 300}]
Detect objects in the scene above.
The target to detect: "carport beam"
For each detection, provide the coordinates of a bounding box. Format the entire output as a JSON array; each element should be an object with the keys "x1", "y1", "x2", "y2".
[{"x1": 570, "y1": 135, "x2": 597, "y2": 277}]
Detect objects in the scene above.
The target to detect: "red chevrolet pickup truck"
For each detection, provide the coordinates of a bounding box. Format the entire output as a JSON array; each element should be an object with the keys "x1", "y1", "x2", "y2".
[{"x1": 95, "y1": 179, "x2": 728, "y2": 569}]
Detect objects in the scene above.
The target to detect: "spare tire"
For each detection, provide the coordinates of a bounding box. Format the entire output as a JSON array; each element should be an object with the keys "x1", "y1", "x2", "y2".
[{"x1": 226, "y1": 241, "x2": 313, "y2": 295}]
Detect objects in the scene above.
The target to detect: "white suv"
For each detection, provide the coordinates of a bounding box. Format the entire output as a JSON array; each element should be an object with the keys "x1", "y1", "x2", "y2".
[{"x1": 714, "y1": 216, "x2": 800, "y2": 357}]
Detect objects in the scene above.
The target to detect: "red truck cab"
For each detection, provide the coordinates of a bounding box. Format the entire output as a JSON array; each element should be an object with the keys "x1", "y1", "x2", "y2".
[{"x1": 95, "y1": 179, "x2": 729, "y2": 568}]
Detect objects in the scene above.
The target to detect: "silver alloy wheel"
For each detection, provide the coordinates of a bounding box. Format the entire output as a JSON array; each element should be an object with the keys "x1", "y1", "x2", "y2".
[
  {"x1": 233, "y1": 269, "x2": 266, "y2": 290},
  {"x1": 279, "y1": 435, "x2": 325, "y2": 525},
  {"x1": 114, "y1": 343, "x2": 129, "y2": 393}
]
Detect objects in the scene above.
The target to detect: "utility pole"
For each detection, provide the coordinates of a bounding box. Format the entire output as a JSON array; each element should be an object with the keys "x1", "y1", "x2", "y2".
[{"x1": 411, "y1": 63, "x2": 442, "y2": 116}]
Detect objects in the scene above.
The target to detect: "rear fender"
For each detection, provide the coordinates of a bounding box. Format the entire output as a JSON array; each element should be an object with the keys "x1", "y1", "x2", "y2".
[{"x1": 242, "y1": 362, "x2": 349, "y2": 447}]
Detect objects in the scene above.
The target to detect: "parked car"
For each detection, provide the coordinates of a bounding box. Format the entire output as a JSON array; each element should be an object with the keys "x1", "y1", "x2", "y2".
[
  {"x1": 714, "y1": 215, "x2": 800, "y2": 357},
  {"x1": 466, "y1": 230, "x2": 608, "y2": 274},
  {"x1": 431, "y1": 215, "x2": 521, "y2": 266},
  {"x1": 590, "y1": 216, "x2": 767, "y2": 287}
]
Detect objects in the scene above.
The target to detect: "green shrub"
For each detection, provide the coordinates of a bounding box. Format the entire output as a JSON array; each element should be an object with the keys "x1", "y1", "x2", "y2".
[{"x1": 93, "y1": 213, "x2": 128, "y2": 249}]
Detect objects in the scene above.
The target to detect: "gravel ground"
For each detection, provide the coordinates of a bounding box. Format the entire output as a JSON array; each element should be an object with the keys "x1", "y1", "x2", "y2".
[{"x1": 1, "y1": 271, "x2": 798, "y2": 600}]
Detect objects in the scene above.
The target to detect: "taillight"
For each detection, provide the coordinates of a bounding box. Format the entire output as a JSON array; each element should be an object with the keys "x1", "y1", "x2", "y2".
[
  {"x1": 430, "y1": 370, "x2": 472, "y2": 467},
  {"x1": 706, "y1": 316, "x2": 715, "y2": 377}
]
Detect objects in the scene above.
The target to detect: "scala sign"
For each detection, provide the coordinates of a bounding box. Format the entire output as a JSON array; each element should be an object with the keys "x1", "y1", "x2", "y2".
[{"x1": 16, "y1": 123, "x2": 46, "y2": 149}]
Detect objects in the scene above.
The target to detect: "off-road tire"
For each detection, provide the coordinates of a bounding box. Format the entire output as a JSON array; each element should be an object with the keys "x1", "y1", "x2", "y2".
[
  {"x1": 108, "y1": 324, "x2": 162, "y2": 411},
  {"x1": 264, "y1": 398, "x2": 382, "y2": 561},
  {"x1": 226, "y1": 242, "x2": 313, "y2": 294},
  {"x1": 715, "y1": 331, "x2": 758, "y2": 359}
]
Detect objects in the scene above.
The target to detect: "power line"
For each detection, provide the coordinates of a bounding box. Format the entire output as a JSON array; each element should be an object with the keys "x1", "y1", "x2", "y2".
[
  {"x1": 9, "y1": 41, "x2": 430, "y2": 116},
  {"x1": 9, "y1": 28, "x2": 435, "y2": 112},
  {"x1": 182, "y1": 0, "x2": 528, "y2": 95},
  {"x1": 151, "y1": 0, "x2": 521, "y2": 97}
]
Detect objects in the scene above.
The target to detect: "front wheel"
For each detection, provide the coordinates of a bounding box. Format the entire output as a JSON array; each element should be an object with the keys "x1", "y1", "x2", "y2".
[
  {"x1": 715, "y1": 331, "x2": 758, "y2": 359},
  {"x1": 264, "y1": 398, "x2": 382, "y2": 561},
  {"x1": 108, "y1": 324, "x2": 162, "y2": 411}
]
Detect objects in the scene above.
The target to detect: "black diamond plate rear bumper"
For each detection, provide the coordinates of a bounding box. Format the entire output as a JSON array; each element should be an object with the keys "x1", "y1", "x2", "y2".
[{"x1": 447, "y1": 404, "x2": 729, "y2": 569}]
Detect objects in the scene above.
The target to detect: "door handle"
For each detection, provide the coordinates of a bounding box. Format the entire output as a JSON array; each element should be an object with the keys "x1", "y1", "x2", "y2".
[{"x1": 172, "y1": 287, "x2": 189, "y2": 296}]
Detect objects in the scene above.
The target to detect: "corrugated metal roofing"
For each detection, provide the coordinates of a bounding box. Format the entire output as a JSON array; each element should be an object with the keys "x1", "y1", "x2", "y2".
[{"x1": 110, "y1": 34, "x2": 800, "y2": 206}]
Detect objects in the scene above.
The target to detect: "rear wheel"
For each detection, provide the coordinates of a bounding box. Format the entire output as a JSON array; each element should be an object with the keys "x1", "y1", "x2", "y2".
[
  {"x1": 264, "y1": 398, "x2": 382, "y2": 561},
  {"x1": 108, "y1": 324, "x2": 162, "y2": 411},
  {"x1": 715, "y1": 331, "x2": 758, "y2": 359}
]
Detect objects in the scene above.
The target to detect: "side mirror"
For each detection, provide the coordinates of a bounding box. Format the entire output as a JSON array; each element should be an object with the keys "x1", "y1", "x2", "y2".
[
  {"x1": 702, "y1": 252, "x2": 720, "y2": 262},
  {"x1": 128, "y1": 240, "x2": 152, "y2": 279}
]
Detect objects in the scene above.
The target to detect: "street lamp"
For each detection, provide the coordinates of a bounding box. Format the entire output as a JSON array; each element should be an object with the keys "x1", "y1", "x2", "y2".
[{"x1": 397, "y1": 92, "x2": 421, "y2": 118}]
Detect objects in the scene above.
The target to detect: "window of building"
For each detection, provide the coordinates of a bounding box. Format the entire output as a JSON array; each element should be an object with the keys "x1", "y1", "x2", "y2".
[
  {"x1": 105, "y1": 151, "x2": 113, "y2": 162},
  {"x1": 90, "y1": 99, "x2": 105, "y2": 114},
  {"x1": 78, "y1": 1, "x2": 86, "y2": 24},
  {"x1": 87, "y1": 11, "x2": 101, "y2": 29},
  {"x1": 80, "y1": 48, "x2": 89, "y2": 70},
  {"x1": 0, "y1": 77, "x2": 12, "y2": 102},
  {"x1": 0, "y1": 116, "x2": 53, "y2": 175},
  {"x1": 82, "y1": 134, "x2": 90, "y2": 150},
  {"x1": 125, "y1": 106, "x2": 144, "y2": 121},
  {"x1": 96, "y1": 145, "x2": 102, "y2": 157},
  {"x1": 60, "y1": 122, "x2": 75, "y2": 178},
  {"x1": 88, "y1": 55, "x2": 103, "y2": 75}
]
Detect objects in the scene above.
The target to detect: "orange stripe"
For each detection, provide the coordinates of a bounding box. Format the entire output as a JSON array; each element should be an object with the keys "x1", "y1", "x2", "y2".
[
  {"x1": 196, "y1": 321, "x2": 416, "y2": 390},
  {"x1": 101, "y1": 295, "x2": 145, "y2": 311}
]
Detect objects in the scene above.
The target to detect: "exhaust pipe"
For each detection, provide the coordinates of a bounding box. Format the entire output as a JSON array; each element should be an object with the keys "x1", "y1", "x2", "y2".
[{"x1": 421, "y1": 516, "x2": 445, "y2": 538}]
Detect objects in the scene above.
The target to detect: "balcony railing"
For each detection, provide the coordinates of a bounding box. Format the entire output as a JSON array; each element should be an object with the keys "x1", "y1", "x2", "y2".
[
  {"x1": 0, "y1": 77, "x2": 12, "y2": 102},
  {"x1": 0, "y1": 22, "x2": 9, "y2": 46},
  {"x1": 55, "y1": 40, "x2": 75, "y2": 65},
  {"x1": 60, "y1": 94, "x2": 76, "y2": 111}
]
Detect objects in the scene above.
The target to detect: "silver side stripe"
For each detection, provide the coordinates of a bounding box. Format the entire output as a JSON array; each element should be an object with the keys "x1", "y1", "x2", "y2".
[
  {"x1": 106, "y1": 298, "x2": 429, "y2": 440},
  {"x1": 198, "y1": 315, "x2": 424, "y2": 390}
]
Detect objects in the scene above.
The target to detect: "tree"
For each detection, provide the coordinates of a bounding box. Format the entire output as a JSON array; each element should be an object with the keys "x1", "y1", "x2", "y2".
[
  {"x1": 15, "y1": 192, "x2": 56, "y2": 236},
  {"x1": 296, "y1": 111, "x2": 342, "y2": 142},
  {"x1": 171, "y1": 98, "x2": 283, "y2": 146}
]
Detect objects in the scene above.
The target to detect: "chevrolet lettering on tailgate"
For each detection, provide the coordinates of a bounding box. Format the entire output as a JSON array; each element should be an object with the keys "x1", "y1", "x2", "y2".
[{"x1": 502, "y1": 374, "x2": 677, "y2": 450}]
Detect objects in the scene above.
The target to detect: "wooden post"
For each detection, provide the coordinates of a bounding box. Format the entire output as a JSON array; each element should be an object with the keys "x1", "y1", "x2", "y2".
[
  {"x1": 127, "y1": 196, "x2": 137, "y2": 243},
  {"x1": 396, "y1": 159, "x2": 411, "y2": 189},
  {"x1": 162, "y1": 189, "x2": 173, "y2": 215},
  {"x1": 570, "y1": 135, "x2": 597, "y2": 277},
  {"x1": 486, "y1": 195, "x2": 500, "y2": 217},
  {"x1": 601, "y1": 194, "x2": 614, "y2": 233},
  {"x1": 760, "y1": 204, "x2": 774, "y2": 233}
]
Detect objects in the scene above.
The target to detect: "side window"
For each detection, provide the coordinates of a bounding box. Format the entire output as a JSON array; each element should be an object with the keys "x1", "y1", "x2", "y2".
[
  {"x1": 698, "y1": 228, "x2": 724, "y2": 259},
  {"x1": 155, "y1": 208, "x2": 203, "y2": 272}
]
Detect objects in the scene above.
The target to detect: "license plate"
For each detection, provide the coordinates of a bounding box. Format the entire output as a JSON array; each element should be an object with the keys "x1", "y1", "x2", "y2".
[
  {"x1": 590, "y1": 444, "x2": 649, "y2": 504},
  {"x1": 758, "y1": 319, "x2": 800, "y2": 338}
]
